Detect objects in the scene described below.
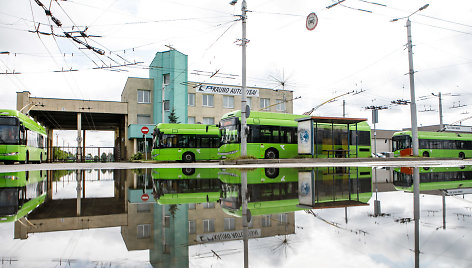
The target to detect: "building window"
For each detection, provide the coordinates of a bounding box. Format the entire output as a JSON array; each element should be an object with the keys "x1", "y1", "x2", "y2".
[
  {"x1": 202, "y1": 94, "x2": 214, "y2": 107},
  {"x1": 276, "y1": 99, "x2": 286, "y2": 112},
  {"x1": 164, "y1": 215, "x2": 170, "y2": 228},
  {"x1": 260, "y1": 98, "x2": 270, "y2": 111},
  {"x1": 224, "y1": 218, "x2": 235, "y2": 231},
  {"x1": 203, "y1": 202, "x2": 215, "y2": 209},
  {"x1": 163, "y1": 73, "x2": 170, "y2": 85},
  {"x1": 203, "y1": 117, "x2": 214, "y2": 125},
  {"x1": 188, "y1": 116, "x2": 195, "y2": 124},
  {"x1": 137, "y1": 114, "x2": 151, "y2": 124},
  {"x1": 262, "y1": 215, "x2": 271, "y2": 227},
  {"x1": 137, "y1": 90, "x2": 151, "y2": 104},
  {"x1": 164, "y1": 100, "x2": 170, "y2": 111},
  {"x1": 137, "y1": 224, "x2": 151, "y2": 239},
  {"x1": 203, "y1": 219, "x2": 215, "y2": 233},
  {"x1": 278, "y1": 213, "x2": 288, "y2": 225},
  {"x1": 137, "y1": 203, "x2": 151, "y2": 213},
  {"x1": 223, "y1": 95, "x2": 234, "y2": 108},
  {"x1": 188, "y1": 93, "x2": 195, "y2": 106},
  {"x1": 189, "y1": 220, "x2": 196, "y2": 234},
  {"x1": 188, "y1": 203, "x2": 196, "y2": 210}
]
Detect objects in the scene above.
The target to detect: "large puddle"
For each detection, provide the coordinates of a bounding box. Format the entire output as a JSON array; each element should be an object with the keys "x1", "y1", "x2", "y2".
[{"x1": 1, "y1": 166, "x2": 471, "y2": 267}]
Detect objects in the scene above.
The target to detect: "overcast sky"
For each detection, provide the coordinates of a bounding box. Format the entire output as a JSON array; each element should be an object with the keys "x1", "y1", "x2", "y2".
[{"x1": 1, "y1": 0, "x2": 472, "y2": 145}]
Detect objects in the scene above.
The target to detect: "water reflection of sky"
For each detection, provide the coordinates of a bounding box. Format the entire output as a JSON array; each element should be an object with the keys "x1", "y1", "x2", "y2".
[
  {"x1": 189, "y1": 192, "x2": 472, "y2": 267},
  {"x1": 1, "y1": 167, "x2": 472, "y2": 267}
]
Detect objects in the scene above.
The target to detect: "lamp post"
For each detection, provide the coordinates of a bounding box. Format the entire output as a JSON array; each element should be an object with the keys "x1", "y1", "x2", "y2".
[
  {"x1": 230, "y1": 2, "x2": 249, "y2": 267},
  {"x1": 392, "y1": 4, "x2": 429, "y2": 156}
]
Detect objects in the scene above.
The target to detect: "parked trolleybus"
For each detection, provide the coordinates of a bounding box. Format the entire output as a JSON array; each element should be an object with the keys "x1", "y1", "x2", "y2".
[
  {"x1": 392, "y1": 131, "x2": 472, "y2": 158},
  {"x1": 0, "y1": 170, "x2": 47, "y2": 222},
  {"x1": 393, "y1": 166, "x2": 472, "y2": 192},
  {"x1": 151, "y1": 168, "x2": 221, "y2": 204},
  {"x1": 151, "y1": 123, "x2": 220, "y2": 162},
  {"x1": 0, "y1": 109, "x2": 47, "y2": 164},
  {"x1": 218, "y1": 110, "x2": 371, "y2": 159}
]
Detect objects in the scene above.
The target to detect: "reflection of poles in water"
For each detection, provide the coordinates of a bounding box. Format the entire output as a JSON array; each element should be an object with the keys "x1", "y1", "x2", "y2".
[
  {"x1": 76, "y1": 170, "x2": 82, "y2": 216},
  {"x1": 241, "y1": 169, "x2": 249, "y2": 268},
  {"x1": 413, "y1": 167, "x2": 420, "y2": 268},
  {"x1": 374, "y1": 167, "x2": 381, "y2": 216},
  {"x1": 442, "y1": 190, "x2": 446, "y2": 230}
]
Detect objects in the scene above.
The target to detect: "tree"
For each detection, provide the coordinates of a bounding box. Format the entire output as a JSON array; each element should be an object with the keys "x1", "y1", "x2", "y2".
[{"x1": 168, "y1": 108, "x2": 179, "y2": 123}]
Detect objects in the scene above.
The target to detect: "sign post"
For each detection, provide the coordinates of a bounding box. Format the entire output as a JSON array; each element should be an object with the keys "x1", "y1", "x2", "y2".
[{"x1": 141, "y1": 126, "x2": 149, "y2": 160}]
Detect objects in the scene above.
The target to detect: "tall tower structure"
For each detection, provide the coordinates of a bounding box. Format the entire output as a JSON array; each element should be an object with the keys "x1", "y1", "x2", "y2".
[{"x1": 149, "y1": 49, "x2": 188, "y2": 124}]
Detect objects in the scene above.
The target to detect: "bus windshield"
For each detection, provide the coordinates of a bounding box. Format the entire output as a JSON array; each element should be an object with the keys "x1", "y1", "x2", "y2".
[
  {"x1": 392, "y1": 135, "x2": 411, "y2": 151},
  {"x1": 0, "y1": 117, "x2": 19, "y2": 145},
  {"x1": 220, "y1": 118, "x2": 239, "y2": 144}
]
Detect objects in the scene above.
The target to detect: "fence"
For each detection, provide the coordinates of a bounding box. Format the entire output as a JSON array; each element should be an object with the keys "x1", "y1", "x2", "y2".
[{"x1": 52, "y1": 146, "x2": 115, "y2": 162}]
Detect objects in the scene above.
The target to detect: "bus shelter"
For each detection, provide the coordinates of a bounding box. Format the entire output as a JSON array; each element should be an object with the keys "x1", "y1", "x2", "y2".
[{"x1": 296, "y1": 116, "x2": 368, "y2": 158}]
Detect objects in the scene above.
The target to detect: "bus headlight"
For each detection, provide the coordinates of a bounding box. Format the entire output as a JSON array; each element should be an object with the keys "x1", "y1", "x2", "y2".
[
  {"x1": 1, "y1": 175, "x2": 17, "y2": 180},
  {"x1": 0, "y1": 152, "x2": 19, "y2": 156}
]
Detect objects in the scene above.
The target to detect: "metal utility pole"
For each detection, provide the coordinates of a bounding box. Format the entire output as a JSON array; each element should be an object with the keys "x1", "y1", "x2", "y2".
[
  {"x1": 432, "y1": 92, "x2": 443, "y2": 129},
  {"x1": 240, "y1": 0, "x2": 248, "y2": 157},
  {"x1": 392, "y1": 4, "x2": 429, "y2": 157},
  {"x1": 407, "y1": 18, "x2": 419, "y2": 156}
]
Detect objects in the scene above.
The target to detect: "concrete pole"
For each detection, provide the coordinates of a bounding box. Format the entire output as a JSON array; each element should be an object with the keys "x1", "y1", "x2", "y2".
[
  {"x1": 438, "y1": 92, "x2": 443, "y2": 130},
  {"x1": 406, "y1": 18, "x2": 419, "y2": 156},
  {"x1": 241, "y1": 169, "x2": 248, "y2": 268},
  {"x1": 76, "y1": 170, "x2": 82, "y2": 216},
  {"x1": 413, "y1": 167, "x2": 420, "y2": 268},
  {"x1": 240, "y1": 0, "x2": 248, "y2": 157},
  {"x1": 77, "y1": 113, "x2": 82, "y2": 162}
]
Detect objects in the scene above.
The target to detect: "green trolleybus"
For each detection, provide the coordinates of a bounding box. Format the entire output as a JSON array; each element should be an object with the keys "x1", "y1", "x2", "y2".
[
  {"x1": 0, "y1": 170, "x2": 47, "y2": 222},
  {"x1": 151, "y1": 168, "x2": 221, "y2": 204},
  {"x1": 392, "y1": 131, "x2": 472, "y2": 158},
  {"x1": 218, "y1": 110, "x2": 371, "y2": 159},
  {"x1": 393, "y1": 166, "x2": 472, "y2": 192},
  {"x1": 151, "y1": 123, "x2": 220, "y2": 162},
  {"x1": 0, "y1": 109, "x2": 47, "y2": 164},
  {"x1": 218, "y1": 111, "x2": 304, "y2": 159}
]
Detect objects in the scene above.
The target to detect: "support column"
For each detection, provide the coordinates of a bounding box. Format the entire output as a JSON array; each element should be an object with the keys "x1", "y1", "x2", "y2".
[
  {"x1": 47, "y1": 128, "x2": 53, "y2": 163},
  {"x1": 76, "y1": 170, "x2": 82, "y2": 216},
  {"x1": 77, "y1": 113, "x2": 82, "y2": 162},
  {"x1": 82, "y1": 129, "x2": 86, "y2": 162}
]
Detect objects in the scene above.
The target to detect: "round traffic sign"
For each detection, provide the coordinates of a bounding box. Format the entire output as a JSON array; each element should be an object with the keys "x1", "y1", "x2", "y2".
[
  {"x1": 141, "y1": 193, "x2": 149, "y2": 202},
  {"x1": 141, "y1": 126, "x2": 149, "y2": 134},
  {"x1": 306, "y1": 12, "x2": 318, "y2": 31}
]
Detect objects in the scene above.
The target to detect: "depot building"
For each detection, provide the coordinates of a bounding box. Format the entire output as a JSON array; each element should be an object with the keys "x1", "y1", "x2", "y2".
[{"x1": 121, "y1": 49, "x2": 294, "y2": 158}]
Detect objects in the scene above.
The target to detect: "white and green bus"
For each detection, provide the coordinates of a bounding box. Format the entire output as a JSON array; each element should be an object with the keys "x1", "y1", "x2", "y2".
[
  {"x1": 0, "y1": 109, "x2": 47, "y2": 164},
  {"x1": 151, "y1": 123, "x2": 220, "y2": 162}
]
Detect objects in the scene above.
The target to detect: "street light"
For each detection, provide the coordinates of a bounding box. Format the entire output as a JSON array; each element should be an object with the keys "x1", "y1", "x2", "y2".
[
  {"x1": 392, "y1": 4, "x2": 429, "y2": 157},
  {"x1": 230, "y1": 0, "x2": 249, "y2": 157},
  {"x1": 230, "y1": 3, "x2": 249, "y2": 267}
]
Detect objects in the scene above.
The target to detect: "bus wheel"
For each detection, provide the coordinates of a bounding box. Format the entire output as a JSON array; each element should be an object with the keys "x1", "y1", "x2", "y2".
[
  {"x1": 182, "y1": 168, "x2": 195, "y2": 176},
  {"x1": 422, "y1": 151, "x2": 430, "y2": 157},
  {"x1": 182, "y1": 152, "x2": 195, "y2": 163},
  {"x1": 265, "y1": 149, "x2": 278, "y2": 159},
  {"x1": 459, "y1": 152, "x2": 465, "y2": 159},
  {"x1": 265, "y1": 168, "x2": 279, "y2": 179}
]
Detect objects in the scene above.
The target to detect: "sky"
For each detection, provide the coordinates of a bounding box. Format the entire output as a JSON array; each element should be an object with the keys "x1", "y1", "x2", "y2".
[{"x1": 1, "y1": 0, "x2": 472, "y2": 146}]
